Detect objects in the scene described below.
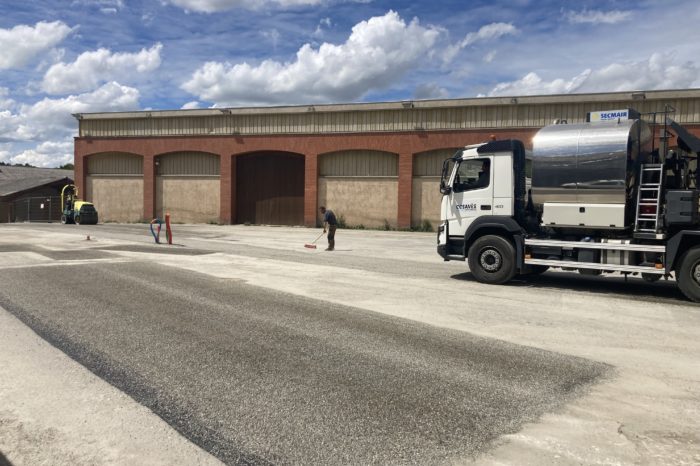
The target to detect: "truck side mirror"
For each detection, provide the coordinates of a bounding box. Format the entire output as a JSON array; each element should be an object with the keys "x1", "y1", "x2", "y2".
[{"x1": 440, "y1": 180, "x2": 452, "y2": 195}]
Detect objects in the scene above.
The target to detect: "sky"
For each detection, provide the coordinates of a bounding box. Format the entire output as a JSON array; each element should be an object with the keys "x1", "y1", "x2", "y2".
[{"x1": 1, "y1": 0, "x2": 699, "y2": 168}]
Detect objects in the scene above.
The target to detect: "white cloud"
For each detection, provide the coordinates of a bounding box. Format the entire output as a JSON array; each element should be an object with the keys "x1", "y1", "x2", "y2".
[
  {"x1": 485, "y1": 71, "x2": 590, "y2": 97},
  {"x1": 313, "y1": 17, "x2": 333, "y2": 38},
  {"x1": 168, "y1": 0, "x2": 322, "y2": 13},
  {"x1": 0, "y1": 87, "x2": 15, "y2": 110},
  {"x1": 8, "y1": 140, "x2": 74, "y2": 168},
  {"x1": 443, "y1": 22, "x2": 517, "y2": 63},
  {"x1": 42, "y1": 44, "x2": 163, "y2": 94},
  {"x1": 484, "y1": 52, "x2": 700, "y2": 96},
  {"x1": 70, "y1": 0, "x2": 124, "y2": 14},
  {"x1": 483, "y1": 50, "x2": 497, "y2": 63},
  {"x1": 0, "y1": 82, "x2": 140, "y2": 167},
  {"x1": 182, "y1": 11, "x2": 441, "y2": 105},
  {"x1": 0, "y1": 111, "x2": 22, "y2": 143},
  {"x1": 566, "y1": 9, "x2": 632, "y2": 25},
  {"x1": 261, "y1": 29, "x2": 281, "y2": 49},
  {"x1": 181, "y1": 101, "x2": 201, "y2": 109},
  {"x1": 0, "y1": 21, "x2": 73, "y2": 70},
  {"x1": 24, "y1": 82, "x2": 140, "y2": 138},
  {"x1": 414, "y1": 83, "x2": 449, "y2": 100},
  {"x1": 461, "y1": 22, "x2": 517, "y2": 48},
  {"x1": 1, "y1": 82, "x2": 139, "y2": 143}
]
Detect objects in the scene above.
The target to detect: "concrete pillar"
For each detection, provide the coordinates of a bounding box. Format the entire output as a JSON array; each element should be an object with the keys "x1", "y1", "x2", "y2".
[
  {"x1": 143, "y1": 155, "x2": 156, "y2": 221},
  {"x1": 397, "y1": 152, "x2": 413, "y2": 228},
  {"x1": 304, "y1": 153, "x2": 318, "y2": 227},
  {"x1": 220, "y1": 154, "x2": 232, "y2": 224}
]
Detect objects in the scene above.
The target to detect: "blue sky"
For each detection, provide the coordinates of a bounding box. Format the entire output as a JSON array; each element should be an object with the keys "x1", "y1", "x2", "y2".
[{"x1": 1, "y1": 0, "x2": 699, "y2": 167}]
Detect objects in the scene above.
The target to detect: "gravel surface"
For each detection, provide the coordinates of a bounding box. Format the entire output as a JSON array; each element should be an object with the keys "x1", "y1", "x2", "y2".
[{"x1": 0, "y1": 254, "x2": 608, "y2": 465}]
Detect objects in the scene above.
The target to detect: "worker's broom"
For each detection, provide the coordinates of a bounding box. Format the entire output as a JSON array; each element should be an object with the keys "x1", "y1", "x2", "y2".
[{"x1": 304, "y1": 231, "x2": 325, "y2": 249}]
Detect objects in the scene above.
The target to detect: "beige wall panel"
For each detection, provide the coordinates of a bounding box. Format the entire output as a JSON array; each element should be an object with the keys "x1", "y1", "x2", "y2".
[
  {"x1": 87, "y1": 152, "x2": 143, "y2": 175},
  {"x1": 320, "y1": 150, "x2": 397, "y2": 177},
  {"x1": 156, "y1": 176, "x2": 220, "y2": 224},
  {"x1": 413, "y1": 149, "x2": 459, "y2": 177},
  {"x1": 156, "y1": 152, "x2": 219, "y2": 176},
  {"x1": 411, "y1": 178, "x2": 442, "y2": 229},
  {"x1": 318, "y1": 178, "x2": 397, "y2": 228},
  {"x1": 86, "y1": 176, "x2": 144, "y2": 222}
]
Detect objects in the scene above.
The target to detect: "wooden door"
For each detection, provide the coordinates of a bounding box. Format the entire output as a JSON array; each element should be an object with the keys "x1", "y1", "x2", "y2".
[{"x1": 236, "y1": 153, "x2": 304, "y2": 225}]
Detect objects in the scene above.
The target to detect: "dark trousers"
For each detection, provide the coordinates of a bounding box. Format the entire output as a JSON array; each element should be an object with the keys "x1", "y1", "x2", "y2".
[{"x1": 327, "y1": 225, "x2": 337, "y2": 250}]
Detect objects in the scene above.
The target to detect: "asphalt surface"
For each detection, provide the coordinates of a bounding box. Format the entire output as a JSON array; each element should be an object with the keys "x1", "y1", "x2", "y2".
[{"x1": 0, "y1": 243, "x2": 609, "y2": 465}]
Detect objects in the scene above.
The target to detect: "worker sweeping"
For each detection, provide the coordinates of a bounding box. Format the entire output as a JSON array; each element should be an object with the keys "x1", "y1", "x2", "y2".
[{"x1": 319, "y1": 206, "x2": 337, "y2": 251}]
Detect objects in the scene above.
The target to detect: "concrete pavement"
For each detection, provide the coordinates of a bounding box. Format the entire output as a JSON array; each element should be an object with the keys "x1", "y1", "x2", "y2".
[{"x1": 0, "y1": 223, "x2": 699, "y2": 465}]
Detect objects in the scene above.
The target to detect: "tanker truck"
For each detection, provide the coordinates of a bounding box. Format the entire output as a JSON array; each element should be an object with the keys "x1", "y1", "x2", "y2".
[{"x1": 436, "y1": 108, "x2": 700, "y2": 301}]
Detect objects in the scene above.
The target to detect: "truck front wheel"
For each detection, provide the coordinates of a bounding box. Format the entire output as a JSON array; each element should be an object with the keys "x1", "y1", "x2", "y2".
[
  {"x1": 677, "y1": 247, "x2": 700, "y2": 302},
  {"x1": 467, "y1": 235, "x2": 517, "y2": 284}
]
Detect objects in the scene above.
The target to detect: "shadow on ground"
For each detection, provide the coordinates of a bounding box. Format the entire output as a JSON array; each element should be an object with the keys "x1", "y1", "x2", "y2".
[{"x1": 450, "y1": 270, "x2": 689, "y2": 306}]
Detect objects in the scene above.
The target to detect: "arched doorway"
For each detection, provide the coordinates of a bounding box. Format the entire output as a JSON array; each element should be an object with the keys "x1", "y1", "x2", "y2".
[
  {"x1": 236, "y1": 152, "x2": 304, "y2": 225},
  {"x1": 85, "y1": 151, "x2": 144, "y2": 222},
  {"x1": 318, "y1": 150, "x2": 398, "y2": 228}
]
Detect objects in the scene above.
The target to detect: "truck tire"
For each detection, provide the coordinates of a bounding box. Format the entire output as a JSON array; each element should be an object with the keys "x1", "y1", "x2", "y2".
[
  {"x1": 468, "y1": 235, "x2": 517, "y2": 284},
  {"x1": 677, "y1": 247, "x2": 700, "y2": 302}
]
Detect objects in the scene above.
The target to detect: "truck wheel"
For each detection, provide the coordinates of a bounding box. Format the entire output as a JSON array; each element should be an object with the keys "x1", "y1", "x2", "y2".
[
  {"x1": 468, "y1": 235, "x2": 517, "y2": 284},
  {"x1": 677, "y1": 247, "x2": 700, "y2": 302}
]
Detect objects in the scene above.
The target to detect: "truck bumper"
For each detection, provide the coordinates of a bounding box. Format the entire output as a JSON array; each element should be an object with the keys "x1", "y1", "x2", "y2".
[{"x1": 437, "y1": 244, "x2": 449, "y2": 260}]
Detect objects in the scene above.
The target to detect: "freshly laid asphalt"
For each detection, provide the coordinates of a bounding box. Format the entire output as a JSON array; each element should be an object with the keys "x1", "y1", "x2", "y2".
[{"x1": 0, "y1": 244, "x2": 609, "y2": 465}]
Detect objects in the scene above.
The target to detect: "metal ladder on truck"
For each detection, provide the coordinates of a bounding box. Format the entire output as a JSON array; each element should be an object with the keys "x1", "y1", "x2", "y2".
[{"x1": 635, "y1": 164, "x2": 664, "y2": 236}]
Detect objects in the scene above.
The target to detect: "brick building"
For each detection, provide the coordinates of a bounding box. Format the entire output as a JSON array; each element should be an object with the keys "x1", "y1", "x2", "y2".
[{"x1": 73, "y1": 89, "x2": 700, "y2": 228}]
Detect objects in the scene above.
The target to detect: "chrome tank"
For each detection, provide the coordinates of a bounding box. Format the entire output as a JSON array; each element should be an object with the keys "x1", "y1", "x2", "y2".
[{"x1": 531, "y1": 119, "x2": 652, "y2": 207}]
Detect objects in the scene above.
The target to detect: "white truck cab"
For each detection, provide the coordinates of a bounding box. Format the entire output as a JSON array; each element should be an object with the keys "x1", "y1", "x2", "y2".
[{"x1": 440, "y1": 143, "x2": 515, "y2": 240}]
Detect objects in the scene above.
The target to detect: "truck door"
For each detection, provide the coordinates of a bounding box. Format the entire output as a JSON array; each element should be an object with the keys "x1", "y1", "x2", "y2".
[{"x1": 446, "y1": 157, "x2": 494, "y2": 236}]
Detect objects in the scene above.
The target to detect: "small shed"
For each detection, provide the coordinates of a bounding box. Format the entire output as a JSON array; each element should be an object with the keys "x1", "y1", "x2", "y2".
[{"x1": 0, "y1": 166, "x2": 74, "y2": 223}]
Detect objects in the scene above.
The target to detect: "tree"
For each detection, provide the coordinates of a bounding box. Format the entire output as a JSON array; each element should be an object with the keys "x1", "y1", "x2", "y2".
[{"x1": 58, "y1": 163, "x2": 74, "y2": 170}]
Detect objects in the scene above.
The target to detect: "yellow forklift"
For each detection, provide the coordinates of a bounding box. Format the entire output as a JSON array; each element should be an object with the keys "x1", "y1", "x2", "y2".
[{"x1": 61, "y1": 184, "x2": 98, "y2": 225}]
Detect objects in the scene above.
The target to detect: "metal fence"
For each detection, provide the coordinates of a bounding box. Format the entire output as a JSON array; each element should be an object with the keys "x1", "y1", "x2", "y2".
[{"x1": 9, "y1": 196, "x2": 63, "y2": 223}]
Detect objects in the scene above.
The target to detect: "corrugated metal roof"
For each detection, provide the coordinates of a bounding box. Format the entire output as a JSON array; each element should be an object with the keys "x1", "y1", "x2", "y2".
[
  {"x1": 74, "y1": 89, "x2": 700, "y2": 120},
  {"x1": 75, "y1": 89, "x2": 700, "y2": 139},
  {"x1": 0, "y1": 166, "x2": 73, "y2": 198}
]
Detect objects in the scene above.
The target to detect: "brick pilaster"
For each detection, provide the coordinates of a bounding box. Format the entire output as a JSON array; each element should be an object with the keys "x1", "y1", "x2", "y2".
[
  {"x1": 304, "y1": 153, "x2": 318, "y2": 227},
  {"x1": 219, "y1": 154, "x2": 232, "y2": 224},
  {"x1": 144, "y1": 155, "x2": 156, "y2": 221},
  {"x1": 397, "y1": 152, "x2": 413, "y2": 228}
]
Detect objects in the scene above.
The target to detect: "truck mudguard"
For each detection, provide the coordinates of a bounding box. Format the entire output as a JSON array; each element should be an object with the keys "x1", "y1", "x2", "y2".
[
  {"x1": 463, "y1": 216, "x2": 525, "y2": 267},
  {"x1": 665, "y1": 230, "x2": 700, "y2": 273}
]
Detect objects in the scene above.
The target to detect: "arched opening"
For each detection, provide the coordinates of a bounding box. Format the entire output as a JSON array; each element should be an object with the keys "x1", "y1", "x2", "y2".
[
  {"x1": 155, "y1": 151, "x2": 220, "y2": 223},
  {"x1": 318, "y1": 150, "x2": 398, "y2": 228},
  {"x1": 236, "y1": 151, "x2": 304, "y2": 225},
  {"x1": 85, "y1": 152, "x2": 144, "y2": 222}
]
